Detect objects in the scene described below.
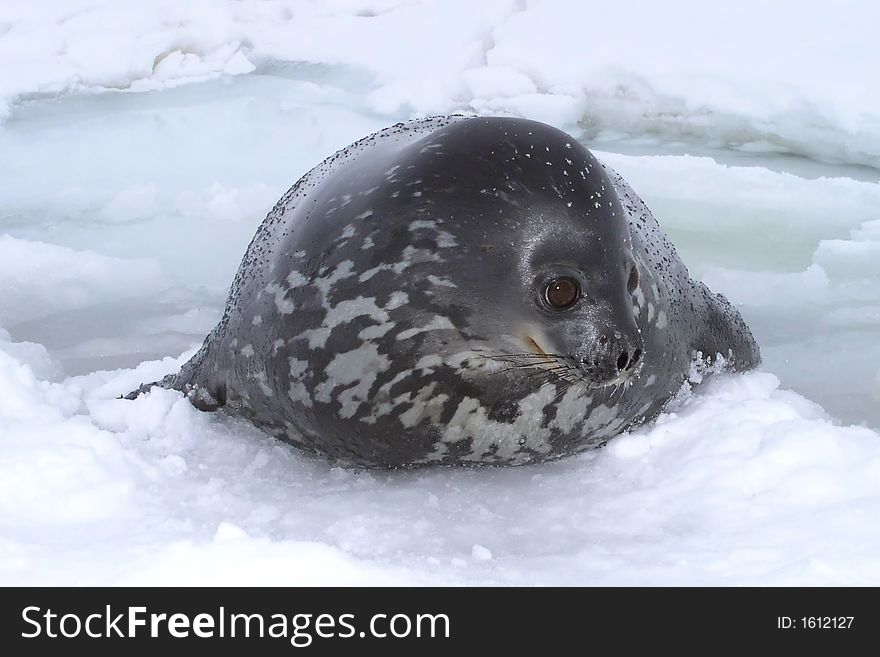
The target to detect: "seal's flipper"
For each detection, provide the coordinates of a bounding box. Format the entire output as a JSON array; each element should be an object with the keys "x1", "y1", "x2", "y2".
[
  {"x1": 692, "y1": 285, "x2": 761, "y2": 372},
  {"x1": 121, "y1": 381, "x2": 158, "y2": 400}
]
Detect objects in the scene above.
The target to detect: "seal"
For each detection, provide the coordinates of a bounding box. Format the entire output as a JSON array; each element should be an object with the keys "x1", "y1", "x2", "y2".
[{"x1": 132, "y1": 116, "x2": 760, "y2": 467}]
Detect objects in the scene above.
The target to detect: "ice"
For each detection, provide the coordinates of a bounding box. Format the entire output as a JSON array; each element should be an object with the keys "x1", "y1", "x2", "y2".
[
  {"x1": 4, "y1": 1, "x2": 880, "y2": 164},
  {"x1": 3, "y1": 0, "x2": 880, "y2": 585},
  {"x1": 599, "y1": 153, "x2": 880, "y2": 428},
  {"x1": 461, "y1": 66, "x2": 537, "y2": 100},
  {"x1": 0, "y1": 235, "x2": 172, "y2": 324}
]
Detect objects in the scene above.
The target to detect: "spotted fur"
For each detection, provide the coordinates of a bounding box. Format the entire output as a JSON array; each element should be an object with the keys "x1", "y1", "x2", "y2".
[{"x1": 137, "y1": 117, "x2": 760, "y2": 467}]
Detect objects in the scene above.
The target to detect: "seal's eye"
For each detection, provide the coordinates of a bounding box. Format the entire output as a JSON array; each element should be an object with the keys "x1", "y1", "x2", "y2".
[
  {"x1": 544, "y1": 277, "x2": 579, "y2": 309},
  {"x1": 627, "y1": 266, "x2": 639, "y2": 293}
]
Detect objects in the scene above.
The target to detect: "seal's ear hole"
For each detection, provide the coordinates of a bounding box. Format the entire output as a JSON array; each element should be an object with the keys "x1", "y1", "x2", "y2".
[
  {"x1": 627, "y1": 266, "x2": 639, "y2": 293},
  {"x1": 628, "y1": 349, "x2": 642, "y2": 369}
]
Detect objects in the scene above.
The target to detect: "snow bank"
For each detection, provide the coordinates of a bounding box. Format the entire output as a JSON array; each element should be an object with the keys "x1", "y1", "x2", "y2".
[
  {"x1": 3, "y1": 0, "x2": 880, "y2": 165},
  {"x1": 3, "y1": 336, "x2": 880, "y2": 585},
  {"x1": 0, "y1": 235, "x2": 172, "y2": 324}
]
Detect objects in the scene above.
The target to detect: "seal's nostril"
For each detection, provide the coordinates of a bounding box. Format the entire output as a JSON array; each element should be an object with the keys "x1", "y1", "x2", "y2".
[
  {"x1": 616, "y1": 351, "x2": 629, "y2": 371},
  {"x1": 627, "y1": 349, "x2": 642, "y2": 370},
  {"x1": 599, "y1": 334, "x2": 608, "y2": 345}
]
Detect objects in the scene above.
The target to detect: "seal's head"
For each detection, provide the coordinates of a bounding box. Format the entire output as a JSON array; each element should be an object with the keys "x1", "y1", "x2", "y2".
[
  {"x1": 404, "y1": 118, "x2": 646, "y2": 391},
  {"x1": 509, "y1": 223, "x2": 645, "y2": 389}
]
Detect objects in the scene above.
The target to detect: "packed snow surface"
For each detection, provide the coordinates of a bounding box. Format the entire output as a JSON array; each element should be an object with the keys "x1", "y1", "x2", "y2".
[{"x1": 1, "y1": 0, "x2": 879, "y2": 585}]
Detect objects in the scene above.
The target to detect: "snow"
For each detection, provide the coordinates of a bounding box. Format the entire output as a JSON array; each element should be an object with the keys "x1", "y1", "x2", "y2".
[
  {"x1": 3, "y1": 0, "x2": 880, "y2": 164},
  {"x1": 4, "y1": 354, "x2": 880, "y2": 585},
  {"x1": 2, "y1": 0, "x2": 880, "y2": 585}
]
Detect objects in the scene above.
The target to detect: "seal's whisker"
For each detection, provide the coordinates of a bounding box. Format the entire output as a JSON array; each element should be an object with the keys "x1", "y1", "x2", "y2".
[
  {"x1": 520, "y1": 369, "x2": 560, "y2": 382},
  {"x1": 483, "y1": 351, "x2": 593, "y2": 389},
  {"x1": 577, "y1": 380, "x2": 594, "y2": 398},
  {"x1": 531, "y1": 366, "x2": 574, "y2": 380},
  {"x1": 553, "y1": 382, "x2": 576, "y2": 402},
  {"x1": 489, "y1": 361, "x2": 562, "y2": 374},
  {"x1": 487, "y1": 363, "x2": 576, "y2": 389},
  {"x1": 487, "y1": 352, "x2": 575, "y2": 361},
  {"x1": 489, "y1": 367, "x2": 538, "y2": 377}
]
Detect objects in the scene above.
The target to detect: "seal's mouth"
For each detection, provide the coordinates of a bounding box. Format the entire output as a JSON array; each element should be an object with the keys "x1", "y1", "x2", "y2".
[
  {"x1": 485, "y1": 335, "x2": 641, "y2": 389},
  {"x1": 525, "y1": 336, "x2": 548, "y2": 358}
]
